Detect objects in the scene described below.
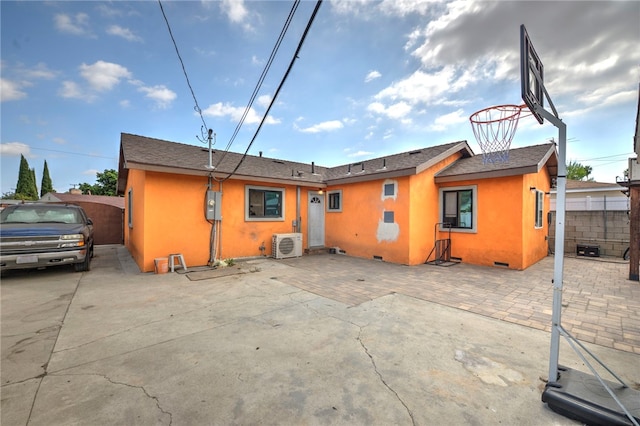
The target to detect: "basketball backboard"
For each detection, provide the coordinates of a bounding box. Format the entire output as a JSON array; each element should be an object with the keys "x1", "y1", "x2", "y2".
[{"x1": 520, "y1": 24, "x2": 544, "y2": 124}]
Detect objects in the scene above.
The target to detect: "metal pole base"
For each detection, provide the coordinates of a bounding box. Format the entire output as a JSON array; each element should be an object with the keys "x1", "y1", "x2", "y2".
[{"x1": 542, "y1": 366, "x2": 640, "y2": 426}]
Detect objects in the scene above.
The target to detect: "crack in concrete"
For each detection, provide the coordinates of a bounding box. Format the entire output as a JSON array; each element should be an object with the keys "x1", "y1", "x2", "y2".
[
  {"x1": 102, "y1": 374, "x2": 173, "y2": 426},
  {"x1": 357, "y1": 328, "x2": 416, "y2": 426},
  {"x1": 54, "y1": 373, "x2": 173, "y2": 425},
  {"x1": 301, "y1": 300, "x2": 415, "y2": 425}
]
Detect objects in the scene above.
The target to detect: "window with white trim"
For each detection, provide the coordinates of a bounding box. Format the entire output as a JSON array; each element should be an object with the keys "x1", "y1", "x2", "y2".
[
  {"x1": 327, "y1": 190, "x2": 342, "y2": 212},
  {"x1": 535, "y1": 190, "x2": 544, "y2": 228},
  {"x1": 439, "y1": 186, "x2": 477, "y2": 231},
  {"x1": 246, "y1": 186, "x2": 285, "y2": 221}
]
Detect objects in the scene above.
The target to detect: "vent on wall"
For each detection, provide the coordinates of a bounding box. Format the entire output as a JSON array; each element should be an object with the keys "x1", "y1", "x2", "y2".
[{"x1": 272, "y1": 233, "x2": 303, "y2": 259}]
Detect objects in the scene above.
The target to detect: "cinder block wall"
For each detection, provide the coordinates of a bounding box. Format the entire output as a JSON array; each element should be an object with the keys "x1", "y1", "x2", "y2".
[{"x1": 548, "y1": 210, "x2": 630, "y2": 257}]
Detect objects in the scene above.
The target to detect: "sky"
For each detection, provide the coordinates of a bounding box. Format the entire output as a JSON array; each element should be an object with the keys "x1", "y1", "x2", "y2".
[{"x1": 1, "y1": 0, "x2": 639, "y2": 196}]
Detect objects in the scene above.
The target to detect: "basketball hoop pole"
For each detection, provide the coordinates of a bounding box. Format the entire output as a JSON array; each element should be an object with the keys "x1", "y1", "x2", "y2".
[{"x1": 534, "y1": 106, "x2": 567, "y2": 383}]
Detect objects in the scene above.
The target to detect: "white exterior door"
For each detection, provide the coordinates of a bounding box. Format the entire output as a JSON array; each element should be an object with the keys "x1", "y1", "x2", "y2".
[{"x1": 307, "y1": 191, "x2": 325, "y2": 248}]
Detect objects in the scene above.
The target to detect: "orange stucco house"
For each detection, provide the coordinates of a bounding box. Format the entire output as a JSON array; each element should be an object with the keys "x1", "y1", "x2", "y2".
[{"x1": 117, "y1": 133, "x2": 557, "y2": 272}]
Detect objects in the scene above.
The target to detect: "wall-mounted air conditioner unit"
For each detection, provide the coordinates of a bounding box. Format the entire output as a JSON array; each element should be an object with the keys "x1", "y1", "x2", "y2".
[{"x1": 272, "y1": 233, "x2": 303, "y2": 259}]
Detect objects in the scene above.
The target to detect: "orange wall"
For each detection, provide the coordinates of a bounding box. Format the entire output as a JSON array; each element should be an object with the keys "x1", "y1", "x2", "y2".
[
  {"x1": 124, "y1": 158, "x2": 552, "y2": 272},
  {"x1": 440, "y1": 170, "x2": 551, "y2": 270},
  {"x1": 521, "y1": 168, "x2": 552, "y2": 267},
  {"x1": 124, "y1": 169, "x2": 146, "y2": 269},
  {"x1": 216, "y1": 179, "x2": 305, "y2": 259},
  {"x1": 125, "y1": 170, "x2": 313, "y2": 272},
  {"x1": 325, "y1": 177, "x2": 412, "y2": 264},
  {"x1": 408, "y1": 154, "x2": 463, "y2": 265}
]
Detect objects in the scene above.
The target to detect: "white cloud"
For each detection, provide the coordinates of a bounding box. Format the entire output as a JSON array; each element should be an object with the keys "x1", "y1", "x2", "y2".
[
  {"x1": 429, "y1": 109, "x2": 467, "y2": 131},
  {"x1": 96, "y1": 4, "x2": 123, "y2": 18},
  {"x1": 52, "y1": 137, "x2": 66, "y2": 145},
  {"x1": 202, "y1": 102, "x2": 280, "y2": 125},
  {"x1": 83, "y1": 169, "x2": 100, "y2": 176},
  {"x1": 367, "y1": 101, "x2": 412, "y2": 123},
  {"x1": 54, "y1": 13, "x2": 92, "y2": 36},
  {"x1": 24, "y1": 63, "x2": 57, "y2": 80},
  {"x1": 59, "y1": 81, "x2": 89, "y2": 100},
  {"x1": 0, "y1": 142, "x2": 32, "y2": 156},
  {"x1": 257, "y1": 94, "x2": 271, "y2": 109},
  {"x1": 347, "y1": 150, "x2": 373, "y2": 158},
  {"x1": 1, "y1": 78, "x2": 27, "y2": 102},
  {"x1": 252, "y1": 55, "x2": 263, "y2": 66},
  {"x1": 220, "y1": 0, "x2": 247, "y2": 22},
  {"x1": 137, "y1": 85, "x2": 177, "y2": 109},
  {"x1": 106, "y1": 25, "x2": 143, "y2": 42},
  {"x1": 79, "y1": 61, "x2": 132, "y2": 92},
  {"x1": 297, "y1": 120, "x2": 344, "y2": 134},
  {"x1": 364, "y1": 70, "x2": 381, "y2": 83},
  {"x1": 375, "y1": 68, "x2": 457, "y2": 106}
]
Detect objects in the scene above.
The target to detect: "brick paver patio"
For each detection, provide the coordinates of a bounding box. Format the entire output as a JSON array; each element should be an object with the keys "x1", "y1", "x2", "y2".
[{"x1": 278, "y1": 253, "x2": 640, "y2": 354}]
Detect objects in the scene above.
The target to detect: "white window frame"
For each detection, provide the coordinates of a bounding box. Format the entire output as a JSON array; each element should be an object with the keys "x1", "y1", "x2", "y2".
[
  {"x1": 327, "y1": 190, "x2": 342, "y2": 212},
  {"x1": 382, "y1": 180, "x2": 398, "y2": 200},
  {"x1": 438, "y1": 185, "x2": 477, "y2": 233},
  {"x1": 535, "y1": 190, "x2": 544, "y2": 228},
  {"x1": 245, "y1": 185, "x2": 285, "y2": 222}
]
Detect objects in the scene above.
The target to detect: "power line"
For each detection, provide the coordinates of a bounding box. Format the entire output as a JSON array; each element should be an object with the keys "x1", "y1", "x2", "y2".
[
  {"x1": 214, "y1": 0, "x2": 301, "y2": 167},
  {"x1": 220, "y1": 0, "x2": 324, "y2": 181},
  {"x1": 158, "y1": 0, "x2": 209, "y2": 137},
  {"x1": 576, "y1": 152, "x2": 634, "y2": 162},
  {"x1": 22, "y1": 146, "x2": 117, "y2": 160}
]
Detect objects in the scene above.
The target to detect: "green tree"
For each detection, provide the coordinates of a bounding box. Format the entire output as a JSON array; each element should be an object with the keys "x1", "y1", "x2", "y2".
[
  {"x1": 566, "y1": 160, "x2": 594, "y2": 181},
  {"x1": 15, "y1": 155, "x2": 38, "y2": 200},
  {"x1": 79, "y1": 169, "x2": 118, "y2": 196},
  {"x1": 40, "y1": 160, "x2": 54, "y2": 196}
]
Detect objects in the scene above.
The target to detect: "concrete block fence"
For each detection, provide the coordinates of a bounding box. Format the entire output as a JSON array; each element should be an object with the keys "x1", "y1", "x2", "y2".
[{"x1": 548, "y1": 210, "x2": 630, "y2": 258}]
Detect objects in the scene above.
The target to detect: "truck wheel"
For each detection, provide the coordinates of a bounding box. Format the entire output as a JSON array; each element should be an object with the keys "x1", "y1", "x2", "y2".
[{"x1": 74, "y1": 247, "x2": 92, "y2": 272}]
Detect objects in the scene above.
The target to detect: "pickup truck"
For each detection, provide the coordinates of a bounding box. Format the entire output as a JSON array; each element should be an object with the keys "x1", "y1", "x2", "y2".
[{"x1": 0, "y1": 203, "x2": 94, "y2": 272}]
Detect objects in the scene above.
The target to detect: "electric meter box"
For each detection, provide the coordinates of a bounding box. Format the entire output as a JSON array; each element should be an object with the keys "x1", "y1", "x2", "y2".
[{"x1": 205, "y1": 190, "x2": 222, "y2": 220}]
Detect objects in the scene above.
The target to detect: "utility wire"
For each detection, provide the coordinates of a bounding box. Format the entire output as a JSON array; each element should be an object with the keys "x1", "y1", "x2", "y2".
[
  {"x1": 158, "y1": 0, "x2": 209, "y2": 136},
  {"x1": 220, "y1": 0, "x2": 323, "y2": 181},
  {"x1": 214, "y1": 0, "x2": 300, "y2": 168}
]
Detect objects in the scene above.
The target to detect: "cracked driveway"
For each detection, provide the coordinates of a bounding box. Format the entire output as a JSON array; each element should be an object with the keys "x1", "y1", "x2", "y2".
[{"x1": 2, "y1": 245, "x2": 638, "y2": 425}]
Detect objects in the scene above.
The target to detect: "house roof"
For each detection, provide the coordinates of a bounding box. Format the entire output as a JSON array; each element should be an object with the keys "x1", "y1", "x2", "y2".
[
  {"x1": 322, "y1": 141, "x2": 473, "y2": 185},
  {"x1": 548, "y1": 180, "x2": 627, "y2": 194},
  {"x1": 41, "y1": 192, "x2": 125, "y2": 209},
  {"x1": 117, "y1": 133, "x2": 554, "y2": 193},
  {"x1": 565, "y1": 180, "x2": 624, "y2": 190},
  {"x1": 434, "y1": 143, "x2": 558, "y2": 183},
  {"x1": 118, "y1": 133, "x2": 328, "y2": 193},
  {"x1": 118, "y1": 133, "x2": 474, "y2": 192}
]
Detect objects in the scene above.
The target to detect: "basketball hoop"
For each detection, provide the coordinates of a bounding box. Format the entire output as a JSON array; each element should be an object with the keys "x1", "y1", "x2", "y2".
[{"x1": 469, "y1": 104, "x2": 528, "y2": 164}]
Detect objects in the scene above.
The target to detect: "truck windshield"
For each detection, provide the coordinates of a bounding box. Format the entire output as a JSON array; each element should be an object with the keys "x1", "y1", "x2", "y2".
[{"x1": 1, "y1": 206, "x2": 83, "y2": 224}]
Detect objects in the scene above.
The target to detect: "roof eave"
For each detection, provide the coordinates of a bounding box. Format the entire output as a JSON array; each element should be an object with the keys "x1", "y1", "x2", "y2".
[
  {"x1": 123, "y1": 161, "x2": 326, "y2": 188},
  {"x1": 416, "y1": 141, "x2": 473, "y2": 175},
  {"x1": 325, "y1": 167, "x2": 416, "y2": 185},
  {"x1": 434, "y1": 165, "x2": 539, "y2": 183}
]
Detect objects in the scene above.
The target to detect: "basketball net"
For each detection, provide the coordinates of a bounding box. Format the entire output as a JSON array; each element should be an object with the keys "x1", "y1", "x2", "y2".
[{"x1": 469, "y1": 104, "x2": 527, "y2": 164}]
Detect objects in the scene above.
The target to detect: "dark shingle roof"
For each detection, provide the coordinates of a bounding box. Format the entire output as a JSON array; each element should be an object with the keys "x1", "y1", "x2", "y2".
[
  {"x1": 118, "y1": 133, "x2": 554, "y2": 192},
  {"x1": 119, "y1": 133, "x2": 327, "y2": 186},
  {"x1": 118, "y1": 133, "x2": 473, "y2": 190},
  {"x1": 323, "y1": 141, "x2": 472, "y2": 184},
  {"x1": 434, "y1": 143, "x2": 557, "y2": 182}
]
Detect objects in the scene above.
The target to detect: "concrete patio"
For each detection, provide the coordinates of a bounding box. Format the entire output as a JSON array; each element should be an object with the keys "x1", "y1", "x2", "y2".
[{"x1": 2, "y1": 245, "x2": 638, "y2": 425}]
